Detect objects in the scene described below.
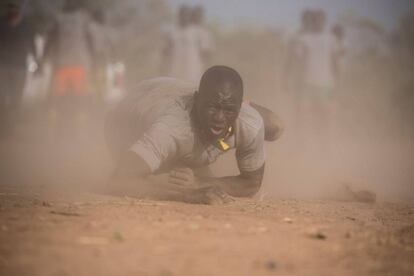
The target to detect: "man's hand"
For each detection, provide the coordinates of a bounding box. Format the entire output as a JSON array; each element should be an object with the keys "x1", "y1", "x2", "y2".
[
  {"x1": 166, "y1": 167, "x2": 234, "y2": 204},
  {"x1": 203, "y1": 186, "x2": 234, "y2": 205},
  {"x1": 183, "y1": 185, "x2": 234, "y2": 205},
  {"x1": 168, "y1": 167, "x2": 197, "y2": 187}
]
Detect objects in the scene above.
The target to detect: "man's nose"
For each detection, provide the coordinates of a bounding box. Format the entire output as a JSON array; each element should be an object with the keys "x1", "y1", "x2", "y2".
[{"x1": 212, "y1": 110, "x2": 225, "y2": 122}]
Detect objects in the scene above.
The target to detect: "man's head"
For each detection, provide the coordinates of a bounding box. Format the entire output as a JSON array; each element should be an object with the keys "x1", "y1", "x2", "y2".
[
  {"x1": 332, "y1": 24, "x2": 345, "y2": 41},
  {"x1": 178, "y1": 4, "x2": 191, "y2": 27},
  {"x1": 191, "y1": 5, "x2": 204, "y2": 25},
  {"x1": 193, "y1": 66, "x2": 243, "y2": 142},
  {"x1": 301, "y1": 9, "x2": 313, "y2": 33},
  {"x1": 314, "y1": 9, "x2": 326, "y2": 33}
]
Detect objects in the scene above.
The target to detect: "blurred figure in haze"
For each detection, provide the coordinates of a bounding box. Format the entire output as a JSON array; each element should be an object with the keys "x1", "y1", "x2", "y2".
[
  {"x1": 286, "y1": 10, "x2": 342, "y2": 151},
  {"x1": 88, "y1": 9, "x2": 114, "y2": 104},
  {"x1": 0, "y1": 1, "x2": 39, "y2": 138},
  {"x1": 331, "y1": 23, "x2": 346, "y2": 85},
  {"x1": 43, "y1": 0, "x2": 95, "y2": 141},
  {"x1": 160, "y1": 4, "x2": 213, "y2": 84},
  {"x1": 190, "y1": 5, "x2": 214, "y2": 69},
  {"x1": 284, "y1": 9, "x2": 313, "y2": 119}
]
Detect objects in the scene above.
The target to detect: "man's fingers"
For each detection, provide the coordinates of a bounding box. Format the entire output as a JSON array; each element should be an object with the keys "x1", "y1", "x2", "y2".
[
  {"x1": 173, "y1": 168, "x2": 194, "y2": 177},
  {"x1": 168, "y1": 177, "x2": 188, "y2": 186},
  {"x1": 205, "y1": 190, "x2": 229, "y2": 205},
  {"x1": 170, "y1": 170, "x2": 192, "y2": 181}
]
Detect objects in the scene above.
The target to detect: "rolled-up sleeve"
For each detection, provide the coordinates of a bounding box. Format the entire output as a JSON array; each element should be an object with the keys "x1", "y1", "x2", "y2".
[{"x1": 236, "y1": 123, "x2": 265, "y2": 172}]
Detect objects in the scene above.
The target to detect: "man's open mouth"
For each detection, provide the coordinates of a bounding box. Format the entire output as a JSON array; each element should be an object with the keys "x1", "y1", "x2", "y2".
[{"x1": 210, "y1": 126, "x2": 225, "y2": 136}]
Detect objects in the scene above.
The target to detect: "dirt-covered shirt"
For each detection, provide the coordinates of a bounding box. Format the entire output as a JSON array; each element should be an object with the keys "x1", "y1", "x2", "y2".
[{"x1": 106, "y1": 77, "x2": 265, "y2": 173}]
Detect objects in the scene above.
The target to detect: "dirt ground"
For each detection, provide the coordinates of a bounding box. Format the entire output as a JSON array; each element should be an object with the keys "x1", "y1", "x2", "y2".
[
  {"x1": 0, "y1": 188, "x2": 413, "y2": 276},
  {"x1": 0, "y1": 115, "x2": 413, "y2": 276}
]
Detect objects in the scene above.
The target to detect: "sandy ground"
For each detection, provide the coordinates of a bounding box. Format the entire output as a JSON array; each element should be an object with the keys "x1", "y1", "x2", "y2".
[
  {"x1": 0, "y1": 114, "x2": 413, "y2": 276},
  {"x1": 0, "y1": 188, "x2": 413, "y2": 276}
]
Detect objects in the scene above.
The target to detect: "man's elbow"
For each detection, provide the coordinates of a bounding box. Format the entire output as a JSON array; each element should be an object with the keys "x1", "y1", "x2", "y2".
[
  {"x1": 264, "y1": 113, "x2": 284, "y2": 142},
  {"x1": 237, "y1": 165, "x2": 265, "y2": 197},
  {"x1": 241, "y1": 179, "x2": 262, "y2": 198}
]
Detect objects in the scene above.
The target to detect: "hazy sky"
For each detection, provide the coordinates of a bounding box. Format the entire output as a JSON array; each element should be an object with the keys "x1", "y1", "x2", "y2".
[{"x1": 168, "y1": 0, "x2": 413, "y2": 31}]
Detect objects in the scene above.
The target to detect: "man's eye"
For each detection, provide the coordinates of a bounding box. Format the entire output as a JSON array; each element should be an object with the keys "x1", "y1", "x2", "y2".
[{"x1": 224, "y1": 108, "x2": 236, "y2": 114}]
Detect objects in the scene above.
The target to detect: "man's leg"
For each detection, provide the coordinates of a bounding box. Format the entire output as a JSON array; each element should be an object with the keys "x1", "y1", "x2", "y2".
[{"x1": 249, "y1": 101, "x2": 284, "y2": 142}]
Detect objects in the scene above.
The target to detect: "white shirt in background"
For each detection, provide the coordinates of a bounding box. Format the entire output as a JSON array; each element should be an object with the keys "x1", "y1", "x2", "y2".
[
  {"x1": 298, "y1": 32, "x2": 340, "y2": 90},
  {"x1": 162, "y1": 24, "x2": 212, "y2": 84}
]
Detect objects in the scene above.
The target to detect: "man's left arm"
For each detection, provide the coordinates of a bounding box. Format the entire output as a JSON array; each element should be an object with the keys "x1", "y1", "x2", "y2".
[
  {"x1": 169, "y1": 164, "x2": 264, "y2": 198},
  {"x1": 208, "y1": 164, "x2": 264, "y2": 197}
]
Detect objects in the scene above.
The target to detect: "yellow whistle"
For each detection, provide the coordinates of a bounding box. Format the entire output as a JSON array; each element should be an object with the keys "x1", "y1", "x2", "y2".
[
  {"x1": 217, "y1": 126, "x2": 232, "y2": 151},
  {"x1": 219, "y1": 139, "x2": 230, "y2": 151}
]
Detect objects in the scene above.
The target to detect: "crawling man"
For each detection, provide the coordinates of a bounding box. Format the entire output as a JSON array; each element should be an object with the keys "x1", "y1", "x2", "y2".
[{"x1": 105, "y1": 66, "x2": 278, "y2": 203}]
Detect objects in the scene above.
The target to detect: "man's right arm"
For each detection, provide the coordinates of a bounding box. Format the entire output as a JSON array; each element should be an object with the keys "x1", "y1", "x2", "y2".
[{"x1": 110, "y1": 151, "x2": 224, "y2": 204}]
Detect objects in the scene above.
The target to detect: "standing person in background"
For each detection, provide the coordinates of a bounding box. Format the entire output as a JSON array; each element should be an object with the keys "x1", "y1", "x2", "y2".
[
  {"x1": 43, "y1": 0, "x2": 95, "y2": 142},
  {"x1": 88, "y1": 9, "x2": 113, "y2": 105},
  {"x1": 190, "y1": 5, "x2": 214, "y2": 71},
  {"x1": 330, "y1": 23, "x2": 346, "y2": 136},
  {"x1": 289, "y1": 10, "x2": 341, "y2": 151},
  {"x1": 0, "y1": 1, "x2": 39, "y2": 138},
  {"x1": 160, "y1": 4, "x2": 210, "y2": 84},
  {"x1": 331, "y1": 23, "x2": 346, "y2": 86},
  {"x1": 284, "y1": 9, "x2": 313, "y2": 128}
]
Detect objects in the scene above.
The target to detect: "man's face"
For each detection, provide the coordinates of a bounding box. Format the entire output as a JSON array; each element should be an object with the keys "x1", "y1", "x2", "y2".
[{"x1": 195, "y1": 85, "x2": 242, "y2": 141}]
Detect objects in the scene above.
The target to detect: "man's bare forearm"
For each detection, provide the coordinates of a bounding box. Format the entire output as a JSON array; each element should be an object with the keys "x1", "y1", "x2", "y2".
[
  {"x1": 109, "y1": 172, "x2": 213, "y2": 203},
  {"x1": 198, "y1": 165, "x2": 265, "y2": 197}
]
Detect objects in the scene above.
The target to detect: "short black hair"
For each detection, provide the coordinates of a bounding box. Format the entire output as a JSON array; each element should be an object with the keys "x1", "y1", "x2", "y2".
[{"x1": 198, "y1": 65, "x2": 243, "y2": 102}]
